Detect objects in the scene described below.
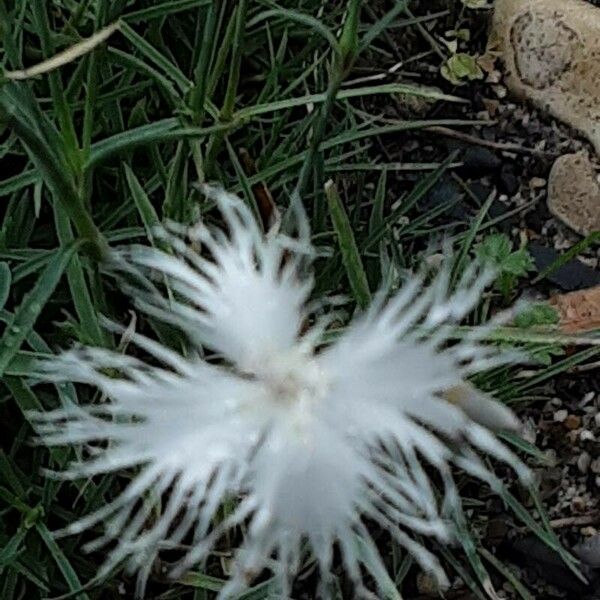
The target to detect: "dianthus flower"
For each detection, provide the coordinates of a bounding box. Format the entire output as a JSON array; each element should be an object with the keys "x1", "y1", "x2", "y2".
[{"x1": 34, "y1": 187, "x2": 529, "y2": 598}]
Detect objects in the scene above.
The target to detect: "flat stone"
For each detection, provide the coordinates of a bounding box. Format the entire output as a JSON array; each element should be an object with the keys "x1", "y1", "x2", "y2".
[
  {"x1": 493, "y1": 0, "x2": 600, "y2": 155},
  {"x1": 529, "y1": 243, "x2": 600, "y2": 291},
  {"x1": 547, "y1": 152, "x2": 600, "y2": 235}
]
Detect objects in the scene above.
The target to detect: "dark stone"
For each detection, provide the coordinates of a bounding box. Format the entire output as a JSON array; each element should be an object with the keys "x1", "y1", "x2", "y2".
[
  {"x1": 488, "y1": 200, "x2": 513, "y2": 233},
  {"x1": 529, "y1": 243, "x2": 600, "y2": 291},
  {"x1": 420, "y1": 175, "x2": 470, "y2": 220},
  {"x1": 499, "y1": 164, "x2": 519, "y2": 195},
  {"x1": 504, "y1": 536, "x2": 598, "y2": 596},
  {"x1": 461, "y1": 146, "x2": 502, "y2": 173}
]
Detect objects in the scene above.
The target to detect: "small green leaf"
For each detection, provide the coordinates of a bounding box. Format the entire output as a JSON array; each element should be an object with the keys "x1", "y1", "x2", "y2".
[
  {"x1": 503, "y1": 248, "x2": 534, "y2": 276},
  {"x1": 476, "y1": 234, "x2": 511, "y2": 264},
  {"x1": 514, "y1": 303, "x2": 559, "y2": 329},
  {"x1": 441, "y1": 53, "x2": 484, "y2": 85},
  {"x1": 476, "y1": 234, "x2": 534, "y2": 299}
]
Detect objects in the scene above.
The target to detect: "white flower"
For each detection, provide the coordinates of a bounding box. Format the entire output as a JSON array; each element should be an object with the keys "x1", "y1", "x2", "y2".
[{"x1": 33, "y1": 187, "x2": 530, "y2": 598}]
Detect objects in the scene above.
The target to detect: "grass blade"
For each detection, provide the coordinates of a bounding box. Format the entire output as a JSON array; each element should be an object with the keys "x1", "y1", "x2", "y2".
[
  {"x1": 325, "y1": 179, "x2": 371, "y2": 309},
  {"x1": 0, "y1": 261, "x2": 11, "y2": 310},
  {"x1": 35, "y1": 523, "x2": 89, "y2": 600},
  {"x1": 124, "y1": 164, "x2": 161, "y2": 241},
  {"x1": 0, "y1": 242, "x2": 80, "y2": 376}
]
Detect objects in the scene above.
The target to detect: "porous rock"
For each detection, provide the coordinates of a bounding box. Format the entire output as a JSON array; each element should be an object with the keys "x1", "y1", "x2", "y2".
[
  {"x1": 493, "y1": 0, "x2": 600, "y2": 155},
  {"x1": 547, "y1": 152, "x2": 600, "y2": 236}
]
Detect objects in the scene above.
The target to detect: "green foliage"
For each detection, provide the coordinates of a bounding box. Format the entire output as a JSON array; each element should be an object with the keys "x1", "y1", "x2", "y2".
[
  {"x1": 475, "y1": 233, "x2": 535, "y2": 299},
  {"x1": 514, "y1": 303, "x2": 559, "y2": 329}
]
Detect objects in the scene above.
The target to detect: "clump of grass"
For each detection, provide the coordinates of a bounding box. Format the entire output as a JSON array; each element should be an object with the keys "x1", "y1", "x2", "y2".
[{"x1": 0, "y1": 1, "x2": 596, "y2": 598}]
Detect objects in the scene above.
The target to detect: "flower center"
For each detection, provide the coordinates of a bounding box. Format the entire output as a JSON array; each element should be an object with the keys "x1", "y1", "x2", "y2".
[{"x1": 260, "y1": 353, "x2": 329, "y2": 407}]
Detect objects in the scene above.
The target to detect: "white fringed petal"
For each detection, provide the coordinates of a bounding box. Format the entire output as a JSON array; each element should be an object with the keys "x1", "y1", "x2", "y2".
[
  {"x1": 33, "y1": 187, "x2": 530, "y2": 598},
  {"x1": 118, "y1": 187, "x2": 312, "y2": 373}
]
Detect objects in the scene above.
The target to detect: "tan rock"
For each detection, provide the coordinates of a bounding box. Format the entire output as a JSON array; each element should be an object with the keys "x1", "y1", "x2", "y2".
[
  {"x1": 550, "y1": 285, "x2": 600, "y2": 333},
  {"x1": 492, "y1": 0, "x2": 600, "y2": 154},
  {"x1": 547, "y1": 152, "x2": 600, "y2": 235}
]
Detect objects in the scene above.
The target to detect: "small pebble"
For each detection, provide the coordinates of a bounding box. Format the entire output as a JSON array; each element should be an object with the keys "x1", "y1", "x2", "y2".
[
  {"x1": 580, "y1": 430, "x2": 595, "y2": 442},
  {"x1": 579, "y1": 392, "x2": 595, "y2": 408},
  {"x1": 578, "y1": 451, "x2": 591, "y2": 474},
  {"x1": 554, "y1": 409, "x2": 568, "y2": 422},
  {"x1": 530, "y1": 177, "x2": 547, "y2": 189},
  {"x1": 572, "y1": 496, "x2": 586, "y2": 512},
  {"x1": 565, "y1": 415, "x2": 581, "y2": 430},
  {"x1": 591, "y1": 458, "x2": 600, "y2": 475}
]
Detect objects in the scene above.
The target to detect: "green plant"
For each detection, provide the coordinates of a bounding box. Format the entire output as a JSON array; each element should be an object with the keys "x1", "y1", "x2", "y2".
[{"x1": 475, "y1": 233, "x2": 535, "y2": 300}]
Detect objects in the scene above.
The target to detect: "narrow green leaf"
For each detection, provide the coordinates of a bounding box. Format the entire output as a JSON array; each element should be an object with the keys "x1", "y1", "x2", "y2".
[
  {"x1": 248, "y1": 9, "x2": 340, "y2": 54},
  {"x1": 53, "y1": 202, "x2": 106, "y2": 347},
  {"x1": 119, "y1": 21, "x2": 191, "y2": 93},
  {"x1": 35, "y1": 523, "x2": 89, "y2": 600},
  {"x1": 0, "y1": 242, "x2": 79, "y2": 376},
  {"x1": 438, "y1": 546, "x2": 487, "y2": 600},
  {"x1": 205, "y1": 0, "x2": 249, "y2": 177},
  {"x1": 362, "y1": 152, "x2": 456, "y2": 251},
  {"x1": 236, "y1": 83, "x2": 463, "y2": 120},
  {"x1": 451, "y1": 190, "x2": 495, "y2": 286},
  {"x1": 0, "y1": 170, "x2": 38, "y2": 198},
  {"x1": 3, "y1": 350, "x2": 52, "y2": 377},
  {"x1": 0, "y1": 529, "x2": 26, "y2": 567},
  {"x1": 124, "y1": 164, "x2": 160, "y2": 241},
  {"x1": 30, "y1": 2, "x2": 81, "y2": 172},
  {"x1": 359, "y1": 0, "x2": 409, "y2": 51},
  {"x1": 163, "y1": 141, "x2": 188, "y2": 221},
  {"x1": 0, "y1": 261, "x2": 11, "y2": 310},
  {"x1": 189, "y1": 1, "x2": 218, "y2": 124},
  {"x1": 325, "y1": 180, "x2": 371, "y2": 309},
  {"x1": 479, "y1": 547, "x2": 534, "y2": 600},
  {"x1": 0, "y1": 450, "x2": 26, "y2": 496},
  {"x1": 122, "y1": 0, "x2": 211, "y2": 23},
  {"x1": 452, "y1": 504, "x2": 498, "y2": 599},
  {"x1": 106, "y1": 47, "x2": 182, "y2": 107},
  {"x1": 369, "y1": 168, "x2": 387, "y2": 234},
  {"x1": 0, "y1": 89, "x2": 108, "y2": 260},
  {"x1": 88, "y1": 119, "x2": 227, "y2": 168}
]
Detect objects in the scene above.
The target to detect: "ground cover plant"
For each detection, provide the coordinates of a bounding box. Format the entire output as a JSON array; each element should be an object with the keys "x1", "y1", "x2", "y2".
[{"x1": 1, "y1": 1, "x2": 599, "y2": 598}]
